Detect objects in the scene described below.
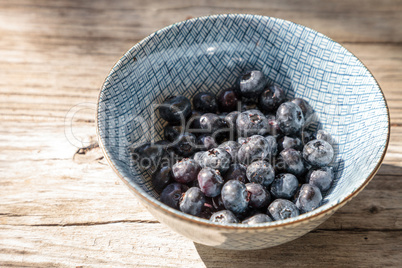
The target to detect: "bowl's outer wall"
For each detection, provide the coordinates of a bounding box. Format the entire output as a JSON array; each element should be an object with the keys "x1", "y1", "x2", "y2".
[
  {"x1": 131, "y1": 186, "x2": 335, "y2": 250},
  {"x1": 97, "y1": 14, "x2": 389, "y2": 249}
]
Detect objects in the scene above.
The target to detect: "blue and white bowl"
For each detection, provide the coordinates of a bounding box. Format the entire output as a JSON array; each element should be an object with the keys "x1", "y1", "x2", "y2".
[{"x1": 96, "y1": 14, "x2": 390, "y2": 250}]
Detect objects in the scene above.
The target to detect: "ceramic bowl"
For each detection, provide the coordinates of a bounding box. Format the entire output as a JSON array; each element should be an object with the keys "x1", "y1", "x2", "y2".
[{"x1": 96, "y1": 14, "x2": 389, "y2": 250}]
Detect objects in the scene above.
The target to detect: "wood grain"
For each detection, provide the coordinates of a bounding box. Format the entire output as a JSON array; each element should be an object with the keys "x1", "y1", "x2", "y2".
[{"x1": 0, "y1": 0, "x2": 401, "y2": 267}]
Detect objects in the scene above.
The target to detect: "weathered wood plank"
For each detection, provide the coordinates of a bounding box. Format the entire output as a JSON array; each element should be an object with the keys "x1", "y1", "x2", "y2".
[
  {"x1": 0, "y1": 224, "x2": 400, "y2": 267},
  {"x1": 1, "y1": 0, "x2": 401, "y2": 267},
  {"x1": 0, "y1": 0, "x2": 401, "y2": 44}
]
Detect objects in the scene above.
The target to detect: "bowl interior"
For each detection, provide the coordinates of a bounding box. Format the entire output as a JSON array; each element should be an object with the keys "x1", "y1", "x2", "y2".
[{"x1": 97, "y1": 14, "x2": 389, "y2": 223}]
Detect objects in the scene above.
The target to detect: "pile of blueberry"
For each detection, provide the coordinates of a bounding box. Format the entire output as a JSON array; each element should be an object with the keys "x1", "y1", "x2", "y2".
[{"x1": 131, "y1": 70, "x2": 335, "y2": 224}]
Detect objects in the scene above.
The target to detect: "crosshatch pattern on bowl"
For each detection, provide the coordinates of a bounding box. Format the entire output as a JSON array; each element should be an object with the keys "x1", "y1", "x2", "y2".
[{"x1": 98, "y1": 14, "x2": 388, "y2": 215}]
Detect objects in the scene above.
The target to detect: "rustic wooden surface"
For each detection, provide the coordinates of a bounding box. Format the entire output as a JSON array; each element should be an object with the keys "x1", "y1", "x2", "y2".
[{"x1": 1, "y1": 0, "x2": 401, "y2": 267}]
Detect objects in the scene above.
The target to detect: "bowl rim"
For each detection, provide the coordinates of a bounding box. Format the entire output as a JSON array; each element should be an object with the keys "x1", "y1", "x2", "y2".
[{"x1": 96, "y1": 14, "x2": 390, "y2": 230}]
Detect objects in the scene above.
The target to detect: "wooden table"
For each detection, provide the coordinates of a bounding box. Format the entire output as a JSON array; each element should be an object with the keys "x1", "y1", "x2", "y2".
[{"x1": 1, "y1": 1, "x2": 401, "y2": 267}]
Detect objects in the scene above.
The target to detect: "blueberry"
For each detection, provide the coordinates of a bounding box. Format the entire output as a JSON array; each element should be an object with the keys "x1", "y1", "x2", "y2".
[
  {"x1": 237, "y1": 137, "x2": 247, "y2": 145},
  {"x1": 218, "y1": 141, "x2": 241, "y2": 162},
  {"x1": 301, "y1": 130, "x2": 315, "y2": 145},
  {"x1": 237, "y1": 135, "x2": 273, "y2": 165},
  {"x1": 259, "y1": 84, "x2": 286, "y2": 112},
  {"x1": 236, "y1": 109, "x2": 269, "y2": 137},
  {"x1": 268, "y1": 199, "x2": 300, "y2": 221},
  {"x1": 217, "y1": 88, "x2": 240, "y2": 112},
  {"x1": 223, "y1": 163, "x2": 248, "y2": 183},
  {"x1": 197, "y1": 135, "x2": 218, "y2": 150},
  {"x1": 158, "y1": 96, "x2": 192, "y2": 124},
  {"x1": 246, "y1": 183, "x2": 271, "y2": 208},
  {"x1": 306, "y1": 166, "x2": 334, "y2": 192},
  {"x1": 291, "y1": 98, "x2": 314, "y2": 125},
  {"x1": 187, "y1": 110, "x2": 203, "y2": 131},
  {"x1": 199, "y1": 113, "x2": 229, "y2": 141},
  {"x1": 130, "y1": 142, "x2": 164, "y2": 171},
  {"x1": 236, "y1": 70, "x2": 267, "y2": 98},
  {"x1": 193, "y1": 92, "x2": 218, "y2": 113},
  {"x1": 164, "y1": 125, "x2": 184, "y2": 142},
  {"x1": 295, "y1": 184, "x2": 322, "y2": 213},
  {"x1": 179, "y1": 187, "x2": 206, "y2": 216},
  {"x1": 221, "y1": 180, "x2": 249, "y2": 214},
  {"x1": 172, "y1": 132, "x2": 197, "y2": 157},
  {"x1": 276, "y1": 148, "x2": 305, "y2": 176},
  {"x1": 152, "y1": 165, "x2": 172, "y2": 194},
  {"x1": 242, "y1": 214, "x2": 272, "y2": 224},
  {"x1": 270, "y1": 173, "x2": 299, "y2": 199},
  {"x1": 172, "y1": 158, "x2": 201, "y2": 184},
  {"x1": 225, "y1": 111, "x2": 240, "y2": 138},
  {"x1": 266, "y1": 114, "x2": 282, "y2": 136},
  {"x1": 210, "y1": 210, "x2": 239, "y2": 224},
  {"x1": 197, "y1": 167, "x2": 224, "y2": 197},
  {"x1": 264, "y1": 135, "x2": 278, "y2": 156},
  {"x1": 160, "y1": 183, "x2": 188, "y2": 209},
  {"x1": 199, "y1": 113, "x2": 227, "y2": 133},
  {"x1": 193, "y1": 151, "x2": 206, "y2": 165},
  {"x1": 276, "y1": 102, "x2": 305, "y2": 135},
  {"x1": 246, "y1": 160, "x2": 275, "y2": 187},
  {"x1": 200, "y1": 148, "x2": 232, "y2": 174},
  {"x1": 278, "y1": 136, "x2": 302, "y2": 151},
  {"x1": 303, "y1": 139, "x2": 334, "y2": 167},
  {"x1": 225, "y1": 111, "x2": 240, "y2": 128},
  {"x1": 316, "y1": 130, "x2": 333, "y2": 145}
]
